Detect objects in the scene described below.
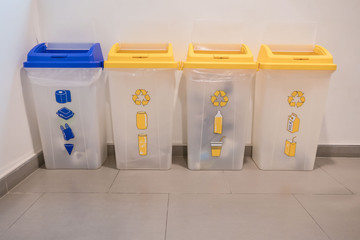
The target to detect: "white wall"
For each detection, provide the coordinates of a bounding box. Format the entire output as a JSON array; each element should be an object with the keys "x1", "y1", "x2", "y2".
[
  {"x1": 0, "y1": 0, "x2": 40, "y2": 178},
  {"x1": 1, "y1": 0, "x2": 360, "y2": 176}
]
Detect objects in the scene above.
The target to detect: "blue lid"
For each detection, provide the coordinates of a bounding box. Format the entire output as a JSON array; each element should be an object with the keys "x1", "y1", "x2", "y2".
[{"x1": 24, "y1": 42, "x2": 104, "y2": 68}]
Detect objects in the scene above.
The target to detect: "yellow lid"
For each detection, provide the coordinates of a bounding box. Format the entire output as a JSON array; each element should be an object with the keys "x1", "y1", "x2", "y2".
[
  {"x1": 182, "y1": 43, "x2": 257, "y2": 69},
  {"x1": 257, "y1": 44, "x2": 337, "y2": 70},
  {"x1": 104, "y1": 43, "x2": 179, "y2": 68}
]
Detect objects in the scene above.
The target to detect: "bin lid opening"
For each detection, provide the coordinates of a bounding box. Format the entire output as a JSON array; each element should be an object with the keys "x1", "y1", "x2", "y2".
[
  {"x1": 23, "y1": 42, "x2": 104, "y2": 68},
  {"x1": 193, "y1": 44, "x2": 246, "y2": 54},
  {"x1": 182, "y1": 43, "x2": 257, "y2": 69},
  {"x1": 257, "y1": 44, "x2": 336, "y2": 70},
  {"x1": 116, "y1": 43, "x2": 169, "y2": 53},
  {"x1": 104, "y1": 43, "x2": 178, "y2": 69}
]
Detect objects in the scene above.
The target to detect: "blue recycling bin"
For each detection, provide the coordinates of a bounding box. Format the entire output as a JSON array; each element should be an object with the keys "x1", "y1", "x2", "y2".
[{"x1": 23, "y1": 42, "x2": 107, "y2": 169}]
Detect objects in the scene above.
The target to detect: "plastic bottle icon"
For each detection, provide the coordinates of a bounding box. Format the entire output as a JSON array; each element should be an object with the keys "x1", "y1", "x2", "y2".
[
  {"x1": 284, "y1": 137, "x2": 297, "y2": 157},
  {"x1": 138, "y1": 134, "x2": 147, "y2": 156},
  {"x1": 136, "y1": 111, "x2": 148, "y2": 130},
  {"x1": 287, "y1": 113, "x2": 300, "y2": 133},
  {"x1": 214, "y1": 111, "x2": 223, "y2": 134}
]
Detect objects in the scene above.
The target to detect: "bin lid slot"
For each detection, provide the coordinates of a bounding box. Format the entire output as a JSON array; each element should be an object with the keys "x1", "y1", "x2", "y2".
[
  {"x1": 117, "y1": 43, "x2": 168, "y2": 53},
  {"x1": 46, "y1": 42, "x2": 94, "y2": 50},
  {"x1": 193, "y1": 44, "x2": 245, "y2": 54}
]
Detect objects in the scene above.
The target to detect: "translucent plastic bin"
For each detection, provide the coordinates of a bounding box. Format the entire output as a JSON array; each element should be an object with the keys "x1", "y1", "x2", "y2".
[
  {"x1": 183, "y1": 43, "x2": 257, "y2": 170},
  {"x1": 23, "y1": 43, "x2": 107, "y2": 169},
  {"x1": 252, "y1": 45, "x2": 337, "y2": 170},
  {"x1": 105, "y1": 43, "x2": 178, "y2": 169}
]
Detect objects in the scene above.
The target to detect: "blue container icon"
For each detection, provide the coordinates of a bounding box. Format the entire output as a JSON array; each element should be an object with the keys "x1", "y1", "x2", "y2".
[
  {"x1": 55, "y1": 90, "x2": 71, "y2": 104},
  {"x1": 56, "y1": 107, "x2": 74, "y2": 120}
]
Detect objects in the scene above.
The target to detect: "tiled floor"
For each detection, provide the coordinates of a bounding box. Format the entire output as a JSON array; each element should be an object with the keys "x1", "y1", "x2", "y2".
[{"x1": 0, "y1": 156, "x2": 359, "y2": 240}]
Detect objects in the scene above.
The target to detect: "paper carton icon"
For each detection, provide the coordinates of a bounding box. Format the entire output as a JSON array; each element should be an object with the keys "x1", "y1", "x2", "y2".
[{"x1": 287, "y1": 113, "x2": 300, "y2": 133}]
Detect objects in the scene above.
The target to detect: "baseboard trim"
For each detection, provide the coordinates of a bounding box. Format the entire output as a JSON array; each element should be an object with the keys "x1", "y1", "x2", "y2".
[
  {"x1": 110, "y1": 144, "x2": 360, "y2": 158},
  {"x1": 0, "y1": 152, "x2": 44, "y2": 198},
  {"x1": 1, "y1": 144, "x2": 359, "y2": 198},
  {"x1": 316, "y1": 145, "x2": 360, "y2": 158}
]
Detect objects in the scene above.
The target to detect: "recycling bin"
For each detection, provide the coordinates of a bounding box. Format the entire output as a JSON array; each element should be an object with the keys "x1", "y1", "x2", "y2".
[
  {"x1": 252, "y1": 45, "x2": 336, "y2": 170},
  {"x1": 105, "y1": 43, "x2": 178, "y2": 169},
  {"x1": 23, "y1": 42, "x2": 107, "y2": 169},
  {"x1": 183, "y1": 43, "x2": 257, "y2": 170}
]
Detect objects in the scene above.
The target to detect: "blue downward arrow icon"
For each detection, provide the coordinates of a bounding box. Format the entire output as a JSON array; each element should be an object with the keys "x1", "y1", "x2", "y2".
[{"x1": 64, "y1": 144, "x2": 74, "y2": 155}]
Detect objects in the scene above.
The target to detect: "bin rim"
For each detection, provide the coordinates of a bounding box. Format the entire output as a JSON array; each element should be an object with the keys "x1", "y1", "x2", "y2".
[
  {"x1": 104, "y1": 43, "x2": 179, "y2": 69},
  {"x1": 257, "y1": 44, "x2": 337, "y2": 71},
  {"x1": 182, "y1": 43, "x2": 257, "y2": 70}
]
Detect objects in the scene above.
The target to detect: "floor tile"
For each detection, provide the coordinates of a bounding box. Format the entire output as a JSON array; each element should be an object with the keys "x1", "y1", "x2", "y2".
[
  {"x1": 171, "y1": 156, "x2": 188, "y2": 170},
  {"x1": 10, "y1": 161, "x2": 118, "y2": 193},
  {"x1": 110, "y1": 157, "x2": 229, "y2": 194},
  {"x1": 296, "y1": 194, "x2": 360, "y2": 240},
  {"x1": 316, "y1": 157, "x2": 360, "y2": 193},
  {"x1": 224, "y1": 157, "x2": 350, "y2": 194},
  {"x1": 2, "y1": 193, "x2": 168, "y2": 240},
  {"x1": 0, "y1": 193, "x2": 41, "y2": 237},
  {"x1": 166, "y1": 194, "x2": 328, "y2": 240}
]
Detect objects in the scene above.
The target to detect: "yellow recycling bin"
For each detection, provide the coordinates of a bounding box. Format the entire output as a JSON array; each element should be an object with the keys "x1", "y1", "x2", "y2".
[
  {"x1": 183, "y1": 43, "x2": 257, "y2": 170},
  {"x1": 253, "y1": 45, "x2": 336, "y2": 170},
  {"x1": 105, "y1": 43, "x2": 178, "y2": 169}
]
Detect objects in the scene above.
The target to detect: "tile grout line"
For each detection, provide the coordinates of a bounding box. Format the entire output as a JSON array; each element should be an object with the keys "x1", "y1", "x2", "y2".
[
  {"x1": 222, "y1": 171, "x2": 232, "y2": 194},
  {"x1": 6, "y1": 192, "x2": 45, "y2": 233},
  {"x1": 7, "y1": 168, "x2": 41, "y2": 194},
  {"x1": 317, "y1": 164, "x2": 354, "y2": 195},
  {"x1": 164, "y1": 193, "x2": 170, "y2": 240},
  {"x1": 107, "y1": 170, "x2": 120, "y2": 193},
  {"x1": 292, "y1": 194, "x2": 333, "y2": 240}
]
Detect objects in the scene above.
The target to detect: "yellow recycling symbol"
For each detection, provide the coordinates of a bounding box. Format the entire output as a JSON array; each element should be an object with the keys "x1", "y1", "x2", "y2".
[
  {"x1": 288, "y1": 91, "x2": 305, "y2": 108},
  {"x1": 211, "y1": 90, "x2": 229, "y2": 107},
  {"x1": 132, "y1": 89, "x2": 151, "y2": 106}
]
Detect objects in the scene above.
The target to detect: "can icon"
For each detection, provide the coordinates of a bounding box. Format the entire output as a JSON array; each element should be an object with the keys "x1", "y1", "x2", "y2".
[
  {"x1": 284, "y1": 137, "x2": 297, "y2": 157},
  {"x1": 136, "y1": 111, "x2": 148, "y2": 130},
  {"x1": 138, "y1": 134, "x2": 148, "y2": 156}
]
